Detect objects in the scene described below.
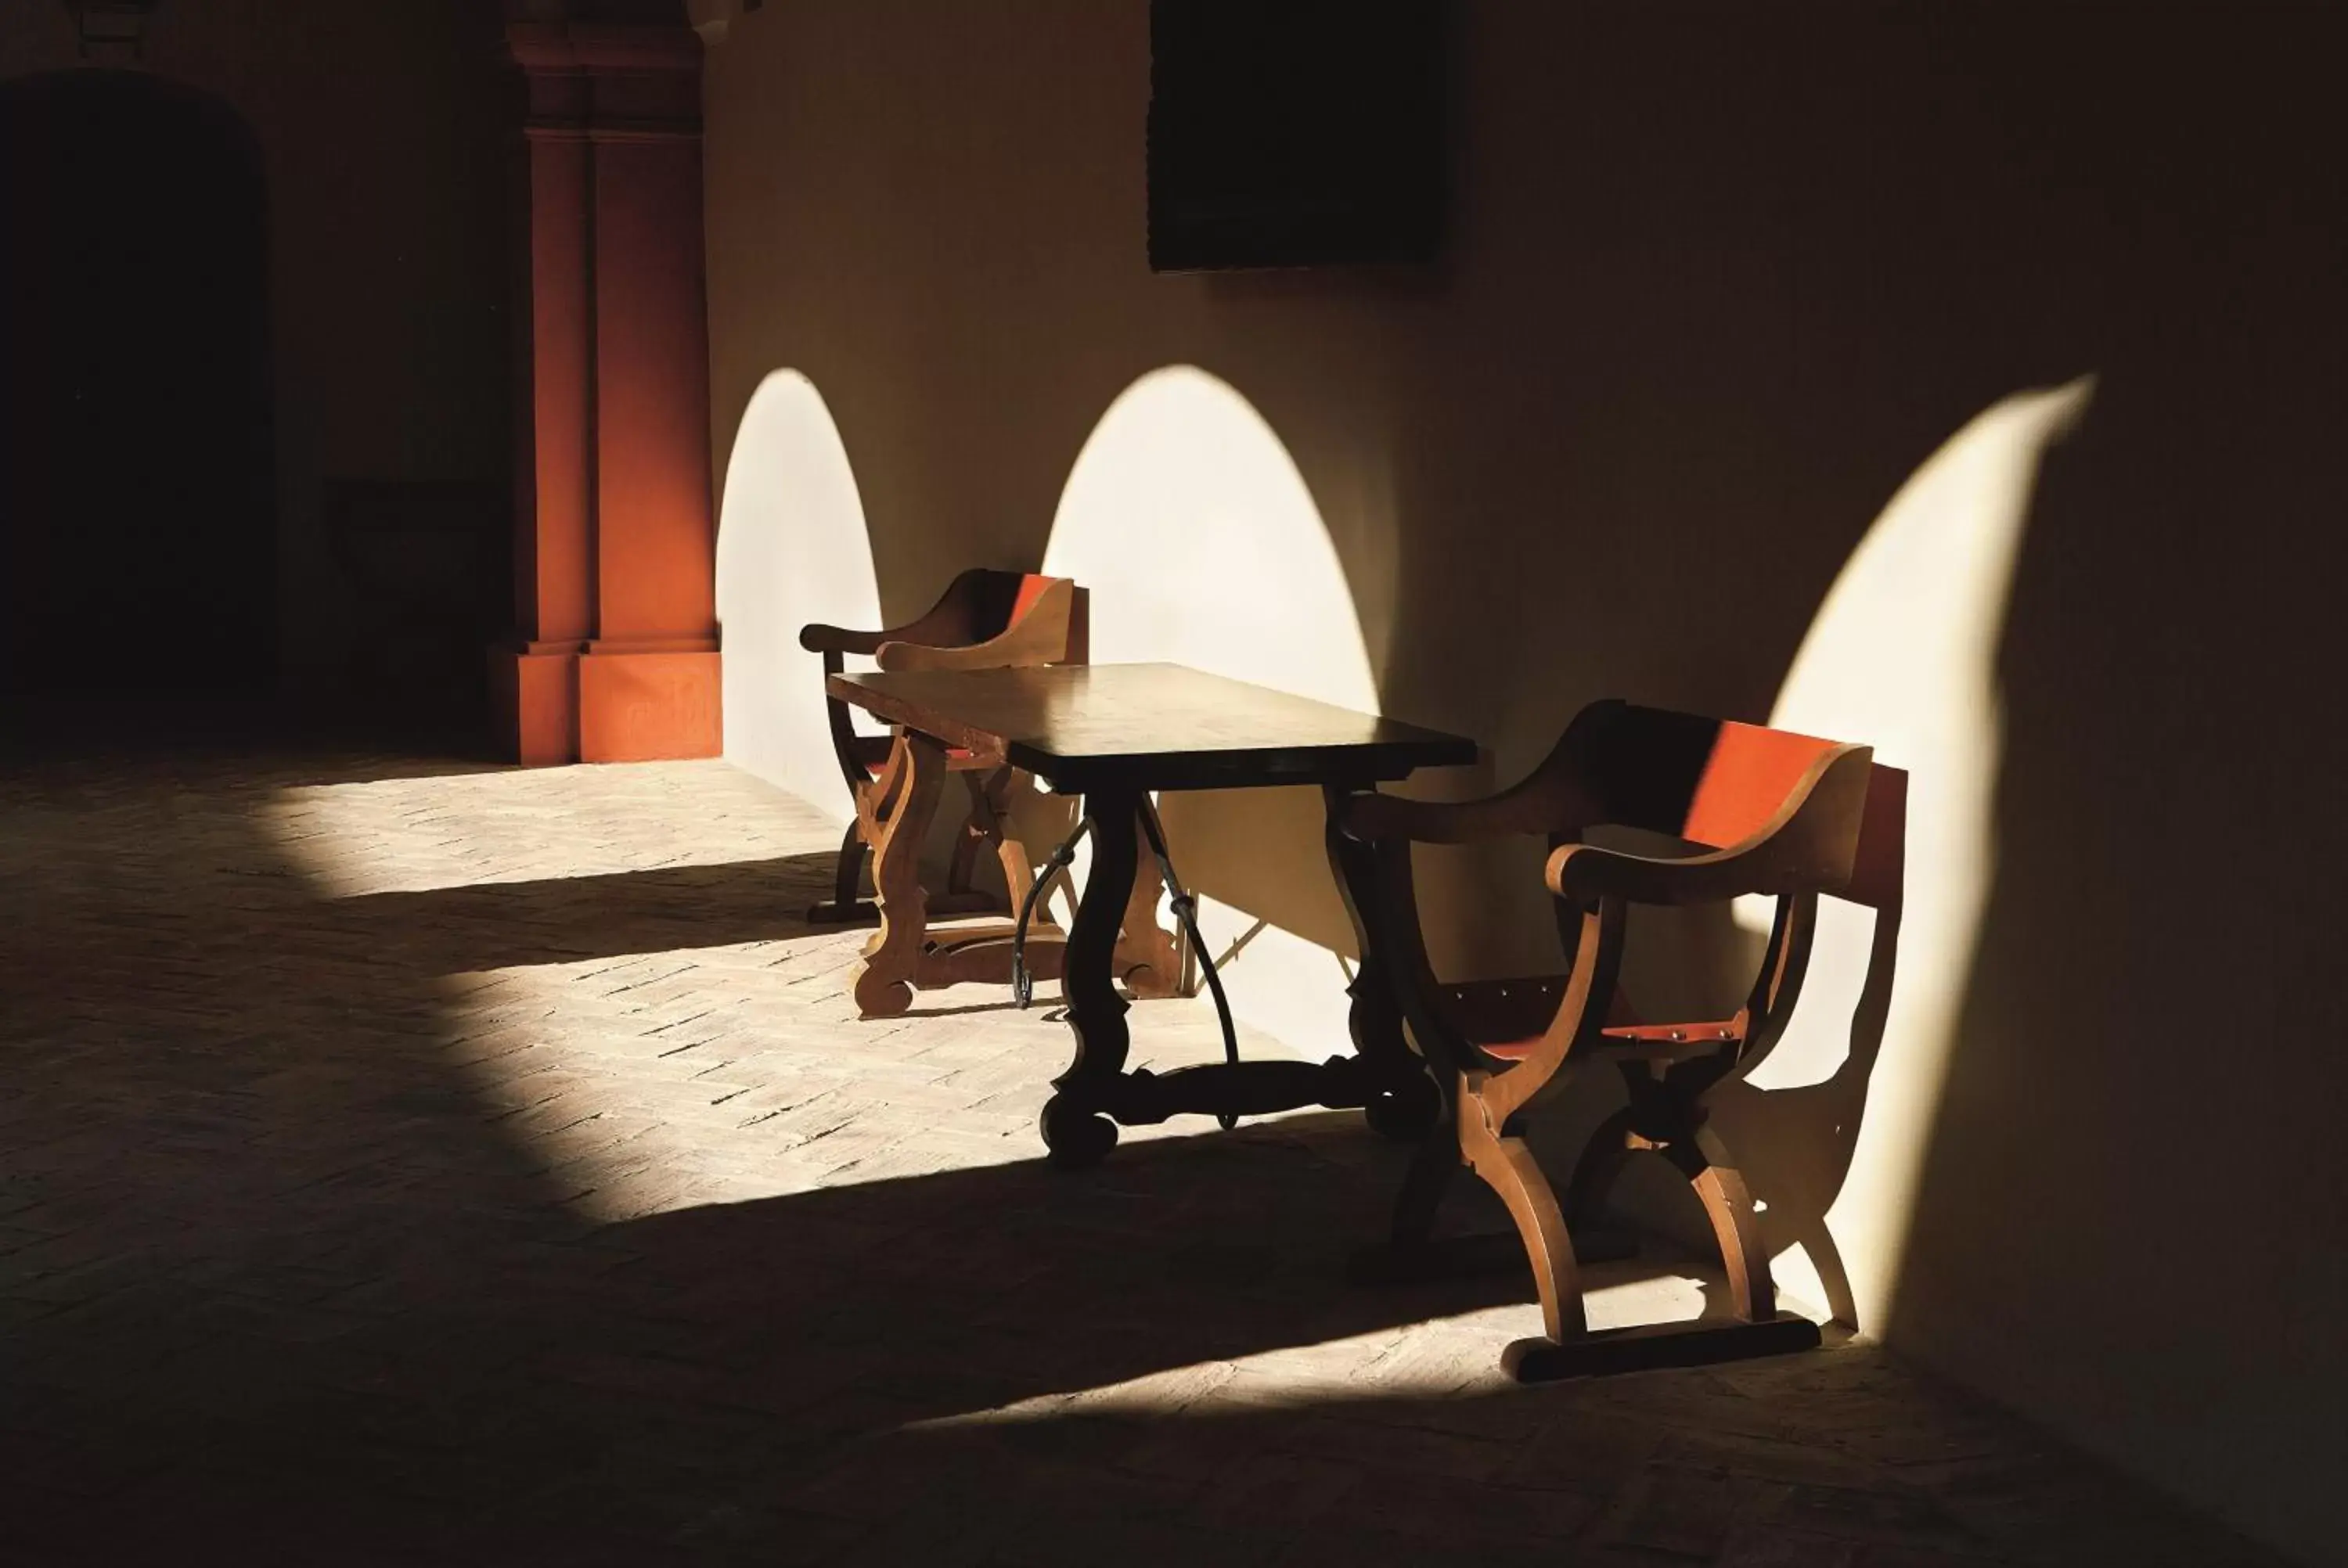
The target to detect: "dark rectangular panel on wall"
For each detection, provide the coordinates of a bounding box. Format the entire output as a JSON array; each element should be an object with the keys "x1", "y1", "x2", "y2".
[{"x1": 1147, "y1": 0, "x2": 1448, "y2": 272}]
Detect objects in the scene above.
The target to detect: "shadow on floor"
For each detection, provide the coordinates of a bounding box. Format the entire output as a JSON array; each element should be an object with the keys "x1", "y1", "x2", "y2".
[
  {"x1": 333, "y1": 858, "x2": 845, "y2": 973},
  {"x1": 0, "y1": 745, "x2": 2289, "y2": 1568}
]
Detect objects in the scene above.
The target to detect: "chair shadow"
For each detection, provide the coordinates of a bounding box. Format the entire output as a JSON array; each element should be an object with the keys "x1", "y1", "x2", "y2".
[
  {"x1": 6, "y1": 1107, "x2": 1602, "y2": 1560},
  {"x1": 1708, "y1": 765, "x2": 1909, "y2": 1328},
  {"x1": 1, "y1": 762, "x2": 1568, "y2": 1556},
  {"x1": 6, "y1": 748, "x2": 2289, "y2": 1568}
]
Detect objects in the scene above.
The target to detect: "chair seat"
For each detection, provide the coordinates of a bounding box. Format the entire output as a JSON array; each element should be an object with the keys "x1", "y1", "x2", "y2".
[
  {"x1": 1439, "y1": 977, "x2": 1740, "y2": 1061},
  {"x1": 1479, "y1": 1020, "x2": 1745, "y2": 1062},
  {"x1": 851, "y1": 736, "x2": 987, "y2": 776}
]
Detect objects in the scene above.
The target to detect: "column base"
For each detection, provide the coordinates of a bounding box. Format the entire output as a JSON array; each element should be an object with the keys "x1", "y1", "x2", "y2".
[
  {"x1": 489, "y1": 640, "x2": 722, "y2": 764},
  {"x1": 578, "y1": 643, "x2": 721, "y2": 762},
  {"x1": 490, "y1": 642, "x2": 581, "y2": 767}
]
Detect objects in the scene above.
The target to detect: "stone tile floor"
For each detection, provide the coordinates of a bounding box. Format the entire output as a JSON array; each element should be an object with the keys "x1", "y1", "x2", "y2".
[{"x1": 0, "y1": 739, "x2": 2292, "y2": 1566}]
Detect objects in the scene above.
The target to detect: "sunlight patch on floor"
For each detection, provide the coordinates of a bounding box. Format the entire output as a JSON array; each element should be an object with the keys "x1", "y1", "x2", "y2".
[
  {"x1": 261, "y1": 760, "x2": 829, "y2": 897},
  {"x1": 902, "y1": 1265, "x2": 1717, "y2": 1432},
  {"x1": 423, "y1": 925, "x2": 1304, "y2": 1225}
]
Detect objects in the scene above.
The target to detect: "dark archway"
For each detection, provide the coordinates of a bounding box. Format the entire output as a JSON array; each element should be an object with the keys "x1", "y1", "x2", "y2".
[{"x1": 0, "y1": 70, "x2": 275, "y2": 697}]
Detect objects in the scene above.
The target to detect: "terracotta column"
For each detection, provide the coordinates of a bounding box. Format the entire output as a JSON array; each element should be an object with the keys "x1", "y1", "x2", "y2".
[{"x1": 492, "y1": 21, "x2": 721, "y2": 764}]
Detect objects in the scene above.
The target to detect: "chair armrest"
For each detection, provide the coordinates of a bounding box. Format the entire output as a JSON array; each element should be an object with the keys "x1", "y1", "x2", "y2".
[
  {"x1": 1544, "y1": 743, "x2": 1871, "y2": 904},
  {"x1": 1338, "y1": 703, "x2": 1619, "y2": 844},
  {"x1": 1545, "y1": 841, "x2": 1768, "y2": 905},
  {"x1": 874, "y1": 578, "x2": 1075, "y2": 671},
  {"x1": 801, "y1": 568, "x2": 1005, "y2": 655},
  {"x1": 800, "y1": 602, "x2": 973, "y2": 656},
  {"x1": 798, "y1": 622, "x2": 888, "y2": 656},
  {"x1": 875, "y1": 633, "x2": 1032, "y2": 672}
]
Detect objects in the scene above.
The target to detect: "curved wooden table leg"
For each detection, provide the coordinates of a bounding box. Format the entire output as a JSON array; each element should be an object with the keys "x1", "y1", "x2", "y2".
[
  {"x1": 852, "y1": 730, "x2": 945, "y2": 1019},
  {"x1": 1114, "y1": 805, "x2": 1183, "y2": 999},
  {"x1": 1042, "y1": 789, "x2": 1140, "y2": 1167},
  {"x1": 1323, "y1": 783, "x2": 1436, "y2": 1138}
]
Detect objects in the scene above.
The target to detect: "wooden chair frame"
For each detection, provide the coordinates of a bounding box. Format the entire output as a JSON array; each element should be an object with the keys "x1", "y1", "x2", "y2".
[
  {"x1": 798, "y1": 569, "x2": 1082, "y2": 924},
  {"x1": 1337, "y1": 699, "x2": 1874, "y2": 1379}
]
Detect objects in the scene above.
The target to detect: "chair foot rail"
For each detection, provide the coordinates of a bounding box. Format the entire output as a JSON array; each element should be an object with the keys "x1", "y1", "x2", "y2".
[{"x1": 1502, "y1": 1311, "x2": 1820, "y2": 1382}]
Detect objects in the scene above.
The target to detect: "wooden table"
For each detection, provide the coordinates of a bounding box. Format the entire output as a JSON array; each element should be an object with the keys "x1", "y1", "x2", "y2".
[{"x1": 827, "y1": 661, "x2": 1477, "y2": 1164}]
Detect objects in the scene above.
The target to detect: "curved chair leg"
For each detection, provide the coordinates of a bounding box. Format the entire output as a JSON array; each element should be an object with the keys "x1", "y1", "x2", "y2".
[
  {"x1": 1565, "y1": 1106, "x2": 1637, "y2": 1229},
  {"x1": 1346, "y1": 1072, "x2": 1469, "y2": 1287},
  {"x1": 1498, "y1": 1110, "x2": 1816, "y2": 1379},
  {"x1": 1460, "y1": 1101, "x2": 1586, "y2": 1345},
  {"x1": 1353, "y1": 1072, "x2": 1621, "y2": 1290},
  {"x1": 1391, "y1": 1113, "x2": 1460, "y2": 1249},
  {"x1": 945, "y1": 771, "x2": 992, "y2": 904},
  {"x1": 852, "y1": 732, "x2": 945, "y2": 1018},
  {"x1": 924, "y1": 770, "x2": 1014, "y2": 917},
  {"x1": 985, "y1": 768, "x2": 1035, "y2": 905},
  {"x1": 808, "y1": 818, "x2": 877, "y2": 924},
  {"x1": 1668, "y1": 1126, "x2": 1775, "y2": 1322}
]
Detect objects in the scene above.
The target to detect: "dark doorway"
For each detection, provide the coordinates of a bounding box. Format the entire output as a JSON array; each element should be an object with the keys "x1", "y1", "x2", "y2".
[{"x1": 0, "y1": 70, "x2": 275, "y2": 698}]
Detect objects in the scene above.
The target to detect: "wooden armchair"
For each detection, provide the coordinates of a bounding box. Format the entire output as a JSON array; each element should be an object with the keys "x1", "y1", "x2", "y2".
[
  {"x1": 798, "y1": 569, "x2": 1083, "y2": 923},
  {"x1": 1338, "y1": 699, "x2": 1876, "y2": 1379}
]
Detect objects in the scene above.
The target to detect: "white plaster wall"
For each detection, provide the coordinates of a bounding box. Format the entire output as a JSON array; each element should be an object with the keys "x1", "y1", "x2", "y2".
[
  {"x1": 1727, "y1": 379, "x2": 2096, "y2": 1326},
  {"x1": 714, "y1": 369, "x2": 884, "y2": 822},
  {"x1": 698, "y1": 10, "x2": 2348, "y2": 1550}
]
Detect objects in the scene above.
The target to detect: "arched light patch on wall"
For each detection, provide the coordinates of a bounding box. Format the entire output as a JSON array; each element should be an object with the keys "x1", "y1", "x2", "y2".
[
  {"x1": 1045, "y1": 366, "x2": 1377, "y2": 707},
  {"x1": 1733, "y1": 376, "x2": 2095, "y2": 1329},
  {"x1": 714, "y1": 369, "x2": 884, "y2": 823},
  {"x1": 1041, "y1": 365, "x2": 1381, "y2": 1053}
]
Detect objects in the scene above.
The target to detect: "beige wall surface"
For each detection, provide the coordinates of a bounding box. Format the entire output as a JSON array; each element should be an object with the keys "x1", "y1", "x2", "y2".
[
  {"x1": 2, "y1": 0, "x2": 513, "y2": 710},
  {"x1": 699, "y1": 4, "x2": 2346, "y2": 1559}
]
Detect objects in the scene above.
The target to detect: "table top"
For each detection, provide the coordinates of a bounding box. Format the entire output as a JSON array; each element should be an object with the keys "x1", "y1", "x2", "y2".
[{"x1": 828, "y1": 662, "x2": 1478, "y2": 794}]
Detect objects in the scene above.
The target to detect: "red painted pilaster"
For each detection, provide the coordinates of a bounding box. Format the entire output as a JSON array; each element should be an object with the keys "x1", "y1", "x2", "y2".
[{"x1": 492, "y1": 22, "x2": 720, "y2": 765}]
